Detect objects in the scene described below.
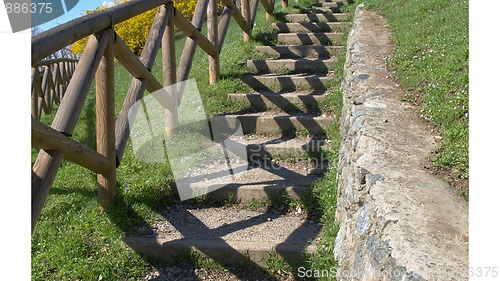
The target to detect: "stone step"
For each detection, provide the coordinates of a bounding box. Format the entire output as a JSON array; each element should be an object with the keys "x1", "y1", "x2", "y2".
[
  {"x1": 254, "y1": 45, "x2": 342, "y2": 59},
  {"x1": 228, "y1": 91, "x2": 326, "y2": 112},
  {"x1": 276, "y1": 32, "x2": 344, "y2": 45},
  {"x1": 272, "y1": 22, "x2": 349, "y2": 33},
  {"x1": 123, "y1": 204, "x2": 321, "y2": 267},
  {"x1": 285, "y1": 13, "x2": 350, "y2": 23},
  {"x1": 240, "y1": 73, "x2": 333, "y2": 92},
  {"x1": 221, "y1": 112, "x2": 333, "y2": 136},
  {"x1": 247, "y1": 58, "x2": 336, "y2": 74}
]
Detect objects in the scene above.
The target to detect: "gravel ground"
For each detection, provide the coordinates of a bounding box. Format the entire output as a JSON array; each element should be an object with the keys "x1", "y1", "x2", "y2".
[
  {"x1": 143, "y1": 265, "x2": 300, "y2": 281},
  {"x1": 133, "y1": 204, "x2": 321, "y2": 244}
]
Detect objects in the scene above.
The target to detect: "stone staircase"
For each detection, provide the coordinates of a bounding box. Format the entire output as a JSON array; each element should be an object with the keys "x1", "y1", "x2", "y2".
[{"x1": 125, "y1": 0, "x2": 351, "y2": 272}]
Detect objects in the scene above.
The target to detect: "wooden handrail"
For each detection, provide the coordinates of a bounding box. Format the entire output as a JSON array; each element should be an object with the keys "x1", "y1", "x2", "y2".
[
  {"x1": 31, "y1": 0, "x2": 277, "y2": 232},
  {"x1": 34, "y1": 58, "x2": 79, "y2": 67},
  {"x1": 31, "y1": 0, "x2": 172, "y2": 64}
]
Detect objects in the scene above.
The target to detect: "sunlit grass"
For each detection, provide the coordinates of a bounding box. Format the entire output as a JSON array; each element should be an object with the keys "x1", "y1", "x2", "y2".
[
  {"x1": 31, "y1": 4, "x2": 278, "y2": 280},
  {"x1": 363, "y1": 0, "x2": 469, "y2": 195}
]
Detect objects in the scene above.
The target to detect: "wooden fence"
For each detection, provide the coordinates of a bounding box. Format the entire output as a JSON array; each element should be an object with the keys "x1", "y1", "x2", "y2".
[
  {"x1": 31, "y1": 0, "x2": 278, "y2": 233},
  {"x1": 32, "y1": 58, "x2": 78, "y2": 120}
]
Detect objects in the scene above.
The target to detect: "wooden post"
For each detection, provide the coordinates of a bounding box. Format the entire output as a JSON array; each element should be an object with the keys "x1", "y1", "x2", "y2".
[
  {"x1": 163, "y1": 2, "x2": 178, "y2": 138},
  {"x1": 61, "y1": 61, "x2": 68, "y2": 94},
  {"x1": 32, "y1": 31, "x2": 110, "y2": 234},
  {"x1": 52, "y1": 63, "x2": 62, "y2": 104},
  {"x1": 241, "y1": 0, "x2": 251, "y2": 42},
  {"x1": 40, "y1": 66, "x2": 51, "y2": 114},
  {"x1": 282, "y1": 0, "x2": 288, "y2": 8},
  {"x1": 207, "y1": 0, "x2": 220, "y2": 85},
  {"x1": 96, "y1": 28, "x2": 116, "y2": 210},
  {"x1": 31, "y1": 68, "x2": 39, "y2": 119}
]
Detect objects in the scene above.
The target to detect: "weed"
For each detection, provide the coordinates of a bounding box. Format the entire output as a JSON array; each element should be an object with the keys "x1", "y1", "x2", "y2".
[
  {"x1": 246, "y1": 197, "x2": 272, "y2": 210},
  {"x1": 263, "y1": 252, "x2": 293, "y2": 275},
  {"x1": 224, "y1": 191, "x2": 239, "y2": 206}
]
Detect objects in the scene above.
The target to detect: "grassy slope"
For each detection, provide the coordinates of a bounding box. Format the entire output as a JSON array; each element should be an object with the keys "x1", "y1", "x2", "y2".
[
  {"x1": 361, "y1": 0, "x2": 469, "y2": 196},
  {"x1": 31, "y1": 0, "x2": 351, "y2": 278},
  {"x1": 31, "y1": 6, "x2": 270, "y2": 280},
  {"x1": 32, "y1": 0, "x2": 468, "y2": 279}
]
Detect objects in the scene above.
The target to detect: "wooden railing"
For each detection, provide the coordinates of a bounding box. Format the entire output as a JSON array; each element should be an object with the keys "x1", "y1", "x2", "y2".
[
  {"x1": 32, "y1": 58, "x2": 78, "y2": 120},
  {"x1": 31, "y1": 0, "x2": 275, "y2": 233}
]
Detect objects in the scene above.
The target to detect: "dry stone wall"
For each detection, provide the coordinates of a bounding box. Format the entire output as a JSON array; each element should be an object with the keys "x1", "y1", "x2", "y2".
[{"x1": 333, "y1": 5, "x2": 469, "y2": 281}]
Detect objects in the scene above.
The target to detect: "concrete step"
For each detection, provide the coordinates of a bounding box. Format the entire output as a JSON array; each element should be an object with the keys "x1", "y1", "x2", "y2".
[
  {"x1": 228, "y1": 91, "x2": 326, "y2": 112},
  {"x1": 254, "y1": 45, "x2": 342, "y2": 59},
  {"x1": 276, "y1": 32, "x2": 344, "y2": 45},
  {"x1": 221, "y1": 112, "x2": 333, "y2": 136},
  {"x1": 272, "y1": 22, "x2": 349, "y2": 33},
  {"x1": 236, "y1": 134, "x2": 329, "y2": 161},
  {"x1": 305, "y1": 6, "x2": 342, "y2": 13},
  {"x1": 175, "y1": 156, "x2": 326, "y2": 203},
  {"x1": 240, "y1": 73, "x2": 333, "y2": 92},
  {"x1": 247, "y1": 58, "x2": 336, "y2": 74},
  {"x1": 285, "y1": 13, "x2": 350, "y2": 23},
  {"x1": 123, "y1": 204, "x2": 321, "y2": 267},
  {"x1": 314, "y1": 1, "x2": 349, "y2": 8}
]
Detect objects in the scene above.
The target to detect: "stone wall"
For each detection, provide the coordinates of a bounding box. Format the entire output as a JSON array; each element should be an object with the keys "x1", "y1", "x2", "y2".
[{"x1": 333, "y1": 5, "x2": 469, "y2": 281}]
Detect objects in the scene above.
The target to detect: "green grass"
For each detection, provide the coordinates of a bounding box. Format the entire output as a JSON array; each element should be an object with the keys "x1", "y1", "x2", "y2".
[
  {"x1": 304, "y1": 1, "x2": 470, "y2": 278},
  {"x1": 31, "y1": 0, "x2": 360, "y2": 280},
  {"x1": 361, "y1": 0, "x2": 469, "y2": 195},
  {"x1": 31, "y1": 3, "x2": 281, "y2": 280},
  {"x1": 302, "y1": 3, "x2": 355, "y2": 279}
]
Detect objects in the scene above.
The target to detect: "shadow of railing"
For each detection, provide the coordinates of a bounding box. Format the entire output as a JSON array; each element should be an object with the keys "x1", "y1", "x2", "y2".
[
  {"x1": 298, "y1": 13, "x2": 343, "y2": 22},
  {"x1": 108, "y1": 111, "x2": 331, "y2": 279},
  {"x1": 239, "y1": 73, "x2": 329, "y2": 93},
  {"x1": 250, "y1": 59, "x2": 330, "y2": 74},
  {"x1": 119, "y1": 157, "x2": 325, "y2": 279}
]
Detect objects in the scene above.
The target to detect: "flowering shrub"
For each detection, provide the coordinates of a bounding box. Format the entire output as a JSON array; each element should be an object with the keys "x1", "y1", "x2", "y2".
[{"x1": 70, "y1": 0, "x2": 198, "y2": 55}]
